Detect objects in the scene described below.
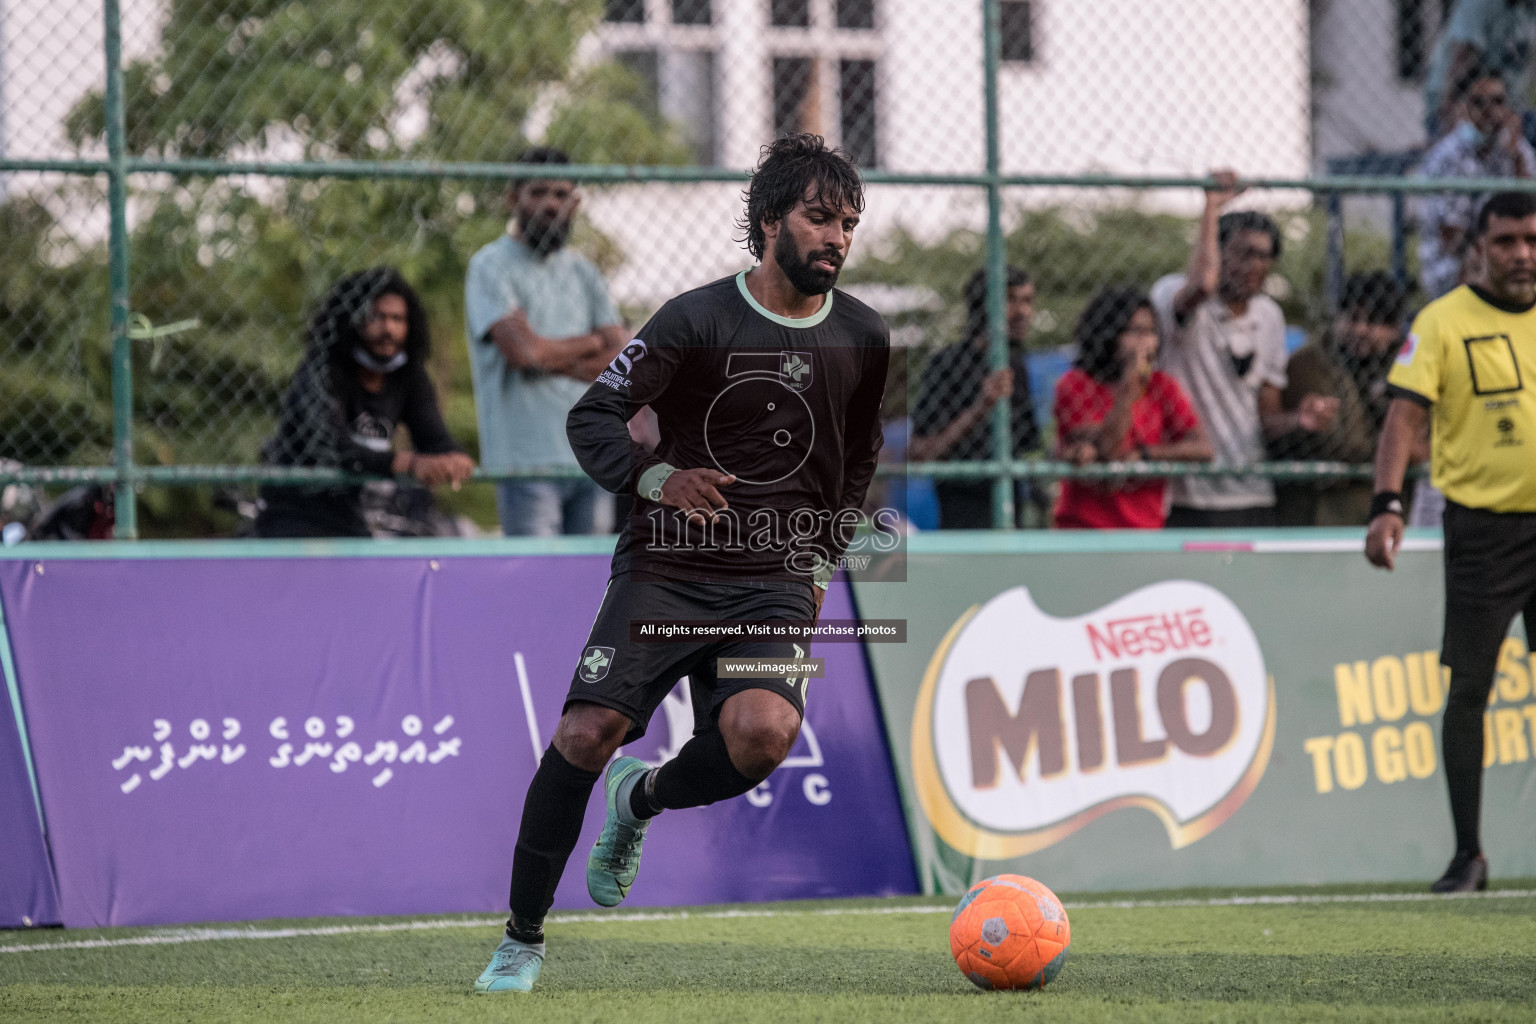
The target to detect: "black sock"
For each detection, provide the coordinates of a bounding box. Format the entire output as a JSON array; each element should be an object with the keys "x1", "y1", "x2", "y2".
[
  {"x1": 628, "y1": 768, "x2": 662, "y2": 821},
  {"x1": 652, "y1": 728, "x2": 760, "y2": 810},
  {"x1": 506, "y1": 744, "x2": 600, "y2": 940},
  {"x1": 1443, "y1": 675, "x2": 1487, "y2": 857}
]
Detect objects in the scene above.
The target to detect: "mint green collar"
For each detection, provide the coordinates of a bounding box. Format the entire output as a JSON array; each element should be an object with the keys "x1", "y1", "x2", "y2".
[{"x1": 735, "y1": 269, "x2": 834, "y2": 328}]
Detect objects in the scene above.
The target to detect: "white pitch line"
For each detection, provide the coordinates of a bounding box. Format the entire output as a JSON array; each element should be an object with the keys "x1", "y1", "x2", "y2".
[
  {"x1": 3, "y1": 889, "x2": 1533, "y2": 955},
  {"x1": 1065, "y1": 888, "x2": 1536, "y2": 910}
]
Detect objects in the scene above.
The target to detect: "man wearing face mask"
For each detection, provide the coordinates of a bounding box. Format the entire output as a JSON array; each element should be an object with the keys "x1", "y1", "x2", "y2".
[
  {"x1": 1422, "y1": 0, "x2": 1536, "y2": 141},
  {"x1": 255, "y1": 267, "x2": 474, "y2": 538},
  {"x1": 465, "y1": 147, "x2": 629, "y2": 536},
  {"x1": 1417, "y1": 68, "x2": 1536, "y2": 302}
]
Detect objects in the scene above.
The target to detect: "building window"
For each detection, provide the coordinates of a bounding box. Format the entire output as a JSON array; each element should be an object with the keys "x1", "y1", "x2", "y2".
[
  {"x1": 773, "y1": 56, "x2": 819, "y2": 138},
  {"x1": 771, "y1": 0, "x2": 811, "y2": 29},
  {"x1": 616, "y1": 48, "x2": 718, "y2": 164},
  {"x1": 672, "y1": 0, "x2": 712, "y2": 26},
  {"x1": 836, "y1": 0, "x2": 876, "y2": 30},
  {"x1": 1000, "y1": 1, "x2": 1034, "y2": 63},
  {"x1": 839, "y1": 59, "x2": 877, "y2": 167},
  {"x1": 667, "y1": 49, "x2": 718, "y2": 164},
  {"x1": 614, "y1": 50, "x2": 661, "y2": 119},
  {"x1": 1396, "y1": 0, "x2": 1430, "y2": 81},
  {"x1": 1396, "y1": 0, "x2": 1456, "y2": 81},
  {"x1": 605, "y1": 0, "x2": 646, "y2": 24}
]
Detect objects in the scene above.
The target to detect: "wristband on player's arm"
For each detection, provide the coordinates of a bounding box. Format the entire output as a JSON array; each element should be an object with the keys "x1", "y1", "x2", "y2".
[
  {"x1": 812, "y1": 555, "x2": 835, "y2": 591},
  {"x1": 637, "y1": 462, "x2": 678, "y2": 503},
  {"x1": 1369, "y1": 491, "x2": 1405, "y2": 520}
]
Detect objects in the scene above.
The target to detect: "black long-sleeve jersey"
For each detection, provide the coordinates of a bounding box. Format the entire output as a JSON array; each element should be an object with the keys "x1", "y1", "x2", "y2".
[
  {"x1": 567, "y1": 271, "x2": 890, "y2": 584},
  {"x1": 258, "y1": 355, "x2": 461, "y2": 536}
]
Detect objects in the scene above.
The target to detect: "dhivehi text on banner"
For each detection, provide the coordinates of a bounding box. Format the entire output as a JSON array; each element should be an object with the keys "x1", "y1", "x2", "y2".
[{"x1": 0, "y1": 549, "x2": 914, "y2": 928}]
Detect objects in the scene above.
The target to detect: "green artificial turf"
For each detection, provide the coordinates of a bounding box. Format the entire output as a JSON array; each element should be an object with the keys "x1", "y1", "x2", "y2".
[{"x1": 3, "y1": 885, "x2": 1534, "y2": 1023}]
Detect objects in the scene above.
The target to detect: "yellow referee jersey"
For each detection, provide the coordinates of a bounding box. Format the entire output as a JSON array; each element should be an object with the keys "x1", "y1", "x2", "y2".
[{"x1": 1388, "y1": 284, "x2": 1536, "y2": 513}]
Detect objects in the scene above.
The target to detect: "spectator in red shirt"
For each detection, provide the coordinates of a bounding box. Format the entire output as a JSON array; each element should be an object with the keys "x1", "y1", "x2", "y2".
[{"x1": 1054, "y1": 288, "x2": 1214, "y2": 529}]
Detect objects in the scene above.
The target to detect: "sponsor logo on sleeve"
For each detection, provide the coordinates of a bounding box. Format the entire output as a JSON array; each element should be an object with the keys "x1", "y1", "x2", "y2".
[
  {"x1": 911, "y1": 581, "x2": 1274, "y2": 858},
  {"x1": 597, "y1": 339, "x2": 648, "y2": 390},
  {"x1": 1395, "y1": 332, "x2": 1418, "y2": 366},
  {"x1": 612, "y1": 339, "x2": 648, "y2": 375}
]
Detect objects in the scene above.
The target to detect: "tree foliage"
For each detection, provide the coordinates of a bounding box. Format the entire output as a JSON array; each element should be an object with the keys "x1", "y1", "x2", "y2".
[{"x1": 34, "y1": 0, "x2": 686, "y2": 534}]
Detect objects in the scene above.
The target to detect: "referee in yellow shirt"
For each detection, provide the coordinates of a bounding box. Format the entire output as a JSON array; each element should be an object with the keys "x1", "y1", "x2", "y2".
[{"x1": 1366, "y1": 191, "x2": 1536, "y2": 893}]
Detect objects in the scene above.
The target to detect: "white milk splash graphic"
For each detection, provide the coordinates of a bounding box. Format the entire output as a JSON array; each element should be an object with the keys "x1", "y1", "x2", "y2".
[{"x1": 913, "y1": 581, "x2": 1275, "y2": 858}]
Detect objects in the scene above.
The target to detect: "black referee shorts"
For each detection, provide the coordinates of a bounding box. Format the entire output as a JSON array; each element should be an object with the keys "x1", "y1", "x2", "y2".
[
  {"x1": 564, "y1": 573, "x2": 818, "y2": 744},
  {"x1": 1440, "y1": 501, "x2": 1536, "y2": 700}
]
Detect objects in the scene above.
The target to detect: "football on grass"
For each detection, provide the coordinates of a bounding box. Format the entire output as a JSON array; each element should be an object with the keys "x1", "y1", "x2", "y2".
[{"x1": 949, "y1": 874, "x2": 1070, "y2": 991}]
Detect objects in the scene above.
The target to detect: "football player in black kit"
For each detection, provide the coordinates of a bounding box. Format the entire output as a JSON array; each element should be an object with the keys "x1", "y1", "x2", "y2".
[{"x1": 475, "y1": 133, "x2": 890, "y2": 993}]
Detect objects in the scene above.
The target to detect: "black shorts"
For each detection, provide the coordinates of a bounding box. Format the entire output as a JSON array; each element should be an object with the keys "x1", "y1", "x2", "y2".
[
  {"x1": 565, "y1": 573, "x2": 818, "y2": 743},
  {"x1": 1440, "y1": 501, "x2": 1536, "y2": 691}
]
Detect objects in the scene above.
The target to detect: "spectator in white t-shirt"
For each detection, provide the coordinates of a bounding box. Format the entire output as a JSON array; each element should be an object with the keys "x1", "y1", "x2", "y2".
[{"x1": 1151, "y1": 170, "x2": 1338, "y2": 528}]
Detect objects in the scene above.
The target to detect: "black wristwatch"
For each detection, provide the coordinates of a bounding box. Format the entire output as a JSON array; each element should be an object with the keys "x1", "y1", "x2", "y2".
[{"x1": 1369, "y1": 491, "x2": 1405, "y2": 520}]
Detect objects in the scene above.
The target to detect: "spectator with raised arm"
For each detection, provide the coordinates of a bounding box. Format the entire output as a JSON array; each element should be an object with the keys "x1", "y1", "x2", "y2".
[
  {"x1": 466, "y1": 147, "x2": 628, "y2": 536},
  {"x1": 256, "y1": 268, "x2": 474, "y2": 538},
  {"x1": 1053, "y1": 287, "x2": 1212, "y2": 529},
  {"x1": 1151, "y1": 170, "x2": 1337, "y2": 528}
]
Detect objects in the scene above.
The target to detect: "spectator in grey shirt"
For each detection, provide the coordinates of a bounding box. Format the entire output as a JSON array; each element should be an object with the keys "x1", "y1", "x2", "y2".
[
  {"x1": 1151, "y1": 170, "x2": 1337, "y2": 528},
  {"x1": 465, "y1": 147, "x2": 628, "y2": 536}
]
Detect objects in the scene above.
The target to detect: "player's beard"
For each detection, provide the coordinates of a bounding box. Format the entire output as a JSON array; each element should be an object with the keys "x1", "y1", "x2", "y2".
[
  {"x1": 522, "y1": 212, "x2": 572, "y2": 256},
  {"x1": 774, "y1": 228, "x2": 842, "y2": 296}
]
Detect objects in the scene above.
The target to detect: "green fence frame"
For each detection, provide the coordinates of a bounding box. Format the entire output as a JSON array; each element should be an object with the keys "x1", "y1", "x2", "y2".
[{"x1": 0, "y1": 0, "x2": 1523, "y2": 537}]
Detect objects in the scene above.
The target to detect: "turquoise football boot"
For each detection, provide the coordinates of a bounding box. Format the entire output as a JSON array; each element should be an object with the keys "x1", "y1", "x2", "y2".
[
  {"x1": 586, "y1": 756, "x2": 652, "y2": 907},
  {"x1": 473, "y1": 933, "x2": 544, "y2": 993}
]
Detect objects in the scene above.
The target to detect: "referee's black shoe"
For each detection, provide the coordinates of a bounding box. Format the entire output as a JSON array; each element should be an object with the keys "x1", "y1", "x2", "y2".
[{"x1": 1430, "y1": 851, "x2": 1488, "y2": 893}]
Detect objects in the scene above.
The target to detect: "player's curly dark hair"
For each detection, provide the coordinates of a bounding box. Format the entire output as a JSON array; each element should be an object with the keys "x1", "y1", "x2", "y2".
[
  {"x1": 1074, "y1": 286, "x2": 1155, "y2": 383},
  {"x1": 738, "y1": 133, "x2": 865, "y2": 260},
  {"x1": 309, "y1": 266, "x2": 431, "y2": 367}
]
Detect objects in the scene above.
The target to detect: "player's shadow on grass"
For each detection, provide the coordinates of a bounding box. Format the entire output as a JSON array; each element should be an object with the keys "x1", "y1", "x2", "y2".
[
  {"x1": 548, "y1": 938, "x2": 960, "y2": 994},
  {"x1": 548, "y1": 940, "x2": 1536, "y2": 1003}
]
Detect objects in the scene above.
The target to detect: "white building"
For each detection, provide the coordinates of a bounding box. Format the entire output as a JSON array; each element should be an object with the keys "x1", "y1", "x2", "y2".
[
  {"x1": 4, "y1": 0, "x2": 1313, "y2": 306},
  {"x1": 1311, "y1": 0, "x2": 1442, "y2": 171},
  {"x1": 580, "y1": 0, "x2": 1312, "y2": 306}
]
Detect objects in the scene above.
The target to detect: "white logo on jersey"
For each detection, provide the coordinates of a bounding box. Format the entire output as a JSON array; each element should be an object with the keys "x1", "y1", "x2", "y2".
[{"x1": 610, "y1": 339, "x2": 649, "y2": 376}]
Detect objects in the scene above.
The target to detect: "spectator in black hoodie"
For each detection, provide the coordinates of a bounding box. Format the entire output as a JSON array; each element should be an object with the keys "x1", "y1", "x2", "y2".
[{"x1": 255, "y1": 267, "x2": 474, "y2": 538}]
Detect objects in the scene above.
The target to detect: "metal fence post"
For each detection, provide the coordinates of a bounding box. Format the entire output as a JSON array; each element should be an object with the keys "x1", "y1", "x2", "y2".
[
  {"x1": 104, "y1": 0, "x2": 136, "y2": 538},
  {"x1": 982, "y1": 0, "x2": 1013, "y2": 530},
  {"x1": 1324, "y1": 190, "x2": 1344, "y2": 316}
]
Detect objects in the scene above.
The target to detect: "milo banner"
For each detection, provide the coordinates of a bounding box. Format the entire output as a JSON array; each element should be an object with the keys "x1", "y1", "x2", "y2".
[{"x1": 853, "y1": 533, "x2": 1536, "y2": 894}]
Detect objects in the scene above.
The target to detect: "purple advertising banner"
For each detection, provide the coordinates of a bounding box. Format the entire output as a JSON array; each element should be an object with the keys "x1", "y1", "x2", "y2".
[
  {"x1": 0, "y1": 638, "x2": 60, "y2": 927},
  {"x1": 0, "y1": 554, "x2": 914, "y2": 928}
]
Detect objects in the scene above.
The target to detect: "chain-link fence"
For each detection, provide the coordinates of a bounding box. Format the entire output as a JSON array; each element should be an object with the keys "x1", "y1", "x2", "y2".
[{"x1": 1, "y1": 0, "x2": 1530, "y2": 536}]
